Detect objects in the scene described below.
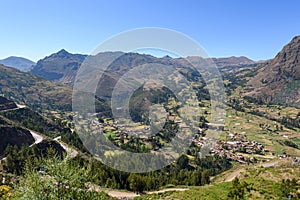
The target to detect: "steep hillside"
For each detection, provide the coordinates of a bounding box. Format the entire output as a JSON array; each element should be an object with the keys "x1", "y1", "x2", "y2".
[
  {"x1": 30, "y1": 49, "x2": 86, "y2": 85},
  {"x1": 0, "y1": 64, "x2": 72, "y2": 111},
  {"x1": 0, "y1": 56, "x2": 35, "y2": 71},
  {"x1": 0, "y1": 98, "x2": 70, "y2": 162},
  {"x1": 0, "y1": 96, "x2": 17, "y2": 111},
  {"x1": 0, "y1": 107, "x2": 71, "y2": 138},
  {"x1": 0, "y1": 126, "x2": 34, "y2": 155},
  {"x1": 247, "y1": 36, "x2": 300, "y2": 107}
]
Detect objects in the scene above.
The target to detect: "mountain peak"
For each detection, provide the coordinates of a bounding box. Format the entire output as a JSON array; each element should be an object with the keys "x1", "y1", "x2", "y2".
[
  {"x1": 0, "y1": 56, "x2": 35, "y2": 71},
  {"x1": 30, "y1": 50, "x2": 87, "y2": 83},
  {"x1": 162, "y1": 55, "x2": 172, "y2": 59},
  {"x1": 246, "y1": 35, "x2": 300, "y2": 107},
  {"x1": 291, "y1": 35, "x2": 300, "y2": 42},
  {"x1": 56, "y1": 49, "x2": 70, "y2": 56}
]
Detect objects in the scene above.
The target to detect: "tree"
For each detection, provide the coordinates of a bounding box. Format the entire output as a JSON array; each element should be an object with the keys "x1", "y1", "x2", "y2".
[
  {"x1": 176, "y1": 154, "x2": 189, "y2": 169},
  {"x1": 201, "y1": 169, "x2": 210, "y2": 185},
  {"x1": 128, "y1": 174, "x2": 146, "y2": 194},
  {"x1": 13, "y1": 156, "x2": 114, "y2": 200},
  {"x1": 227, "y1": 178, "x2": 248, "y2": 200},
  {"x1": 280, "y1": 178, "x2": 299, "y2": 199},
  {"x1": 192, "y1": 169, "x2": 202, "y2": 186}
]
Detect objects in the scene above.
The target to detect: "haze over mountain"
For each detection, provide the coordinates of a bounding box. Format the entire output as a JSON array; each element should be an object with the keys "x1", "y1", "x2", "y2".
[
  {"x1": 0, "y1": 56, "x2": 35, "y2": 71},
  {"x1": 30, "y1": 49, "x2": 255, "y2": 86},
  {"x1": 211, "y1": 56, "x2": 255, "y2": 67},
  {"x1": 246, "y1": 35, "x2": 300, "y2": 107}
]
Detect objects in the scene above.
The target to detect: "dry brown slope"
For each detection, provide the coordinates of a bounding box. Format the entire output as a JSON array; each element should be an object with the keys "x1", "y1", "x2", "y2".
[{"x1": 246, "y1": 36, "x2": 300, "y2": 107}]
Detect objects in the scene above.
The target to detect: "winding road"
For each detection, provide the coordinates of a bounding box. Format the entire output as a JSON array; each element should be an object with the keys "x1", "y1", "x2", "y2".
[
  {"x1": 2, "y1": 104, "x2": 78, "y2": 158},
  {"x1": 103, "y1": 188, "x2": 188, "y2": 199},
  {"x1": 29, "y1": 130, "x2": 44, "y2": 147},
  {"x1": 54, "y1": 136, "x2": 78, "y2": 158}
]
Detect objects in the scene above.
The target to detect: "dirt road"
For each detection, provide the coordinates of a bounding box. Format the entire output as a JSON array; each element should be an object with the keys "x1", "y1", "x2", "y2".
[
  {"x1": 148, "y1": 188, "x2": 188, "y2": 194},
  {"x1": 107, "y1": 188, "x2": 188, "y2": 199},
  {"x1": 29, "y1": 130, "x2": 44, "y2": 146},
  {"x1": 54, "y1": 136, "x2": 78, "y2": 158},
  {"x1": 224, "y1": 168, "x2": 244, "y2": 182}
]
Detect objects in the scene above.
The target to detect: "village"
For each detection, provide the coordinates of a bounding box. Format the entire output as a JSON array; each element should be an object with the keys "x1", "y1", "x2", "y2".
[
  {"x1": 72, "y1": 92, "x2": 300, "y2": 166},
  {"x1": 194, "y1": 132, "x2": 265, "y2": 163},
  {"x1": 88, "y1": 112, "x2": 269, "y2": 164}
]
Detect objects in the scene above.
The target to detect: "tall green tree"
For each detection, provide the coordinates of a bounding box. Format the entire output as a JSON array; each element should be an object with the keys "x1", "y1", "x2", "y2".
[
  {"x1": 227, "y1": 178, "x2": 248, "y2": 200},
  {"x1": 128, "y1": 174, "x2": 146, "y2": 194}
]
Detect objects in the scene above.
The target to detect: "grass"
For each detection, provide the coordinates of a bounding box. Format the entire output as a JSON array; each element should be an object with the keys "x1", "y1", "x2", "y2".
[
  {"x1": 135, "y1": 163, "x2": 299, "y2": 200},
  {"x1": 134, "y1": 184, "x2": 231, "y2": 200}
]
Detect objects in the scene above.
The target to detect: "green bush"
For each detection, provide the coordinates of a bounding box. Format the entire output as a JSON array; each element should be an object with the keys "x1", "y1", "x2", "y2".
[{"x1": 12, "y1": 156, "x2": 114, "y2": 200}]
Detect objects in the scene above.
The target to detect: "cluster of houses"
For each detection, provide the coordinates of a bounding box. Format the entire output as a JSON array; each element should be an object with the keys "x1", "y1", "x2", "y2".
[
  {"x1": 194, "y1": 132, "x2": 265, "y2": 163},
  {"x1": 277, "y1": 153, "x2": 291, "y2": 159}
]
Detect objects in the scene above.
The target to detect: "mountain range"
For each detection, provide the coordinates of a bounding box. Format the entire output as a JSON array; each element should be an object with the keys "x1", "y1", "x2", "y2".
[
  {"x1": 29, "y1": 49, "x2": 256, "y2": 86},
  {"x1": 1, "y1": 35, "x2": 299, "y2": 109},
  {"x1": 0, "y1": 34, "x2": 297, "y2": 111}
]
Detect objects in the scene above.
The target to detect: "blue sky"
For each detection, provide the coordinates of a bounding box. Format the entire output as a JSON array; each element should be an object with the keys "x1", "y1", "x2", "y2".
[{"x1": 1, "y1": 0, "x2": 300, "y2": 62}]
